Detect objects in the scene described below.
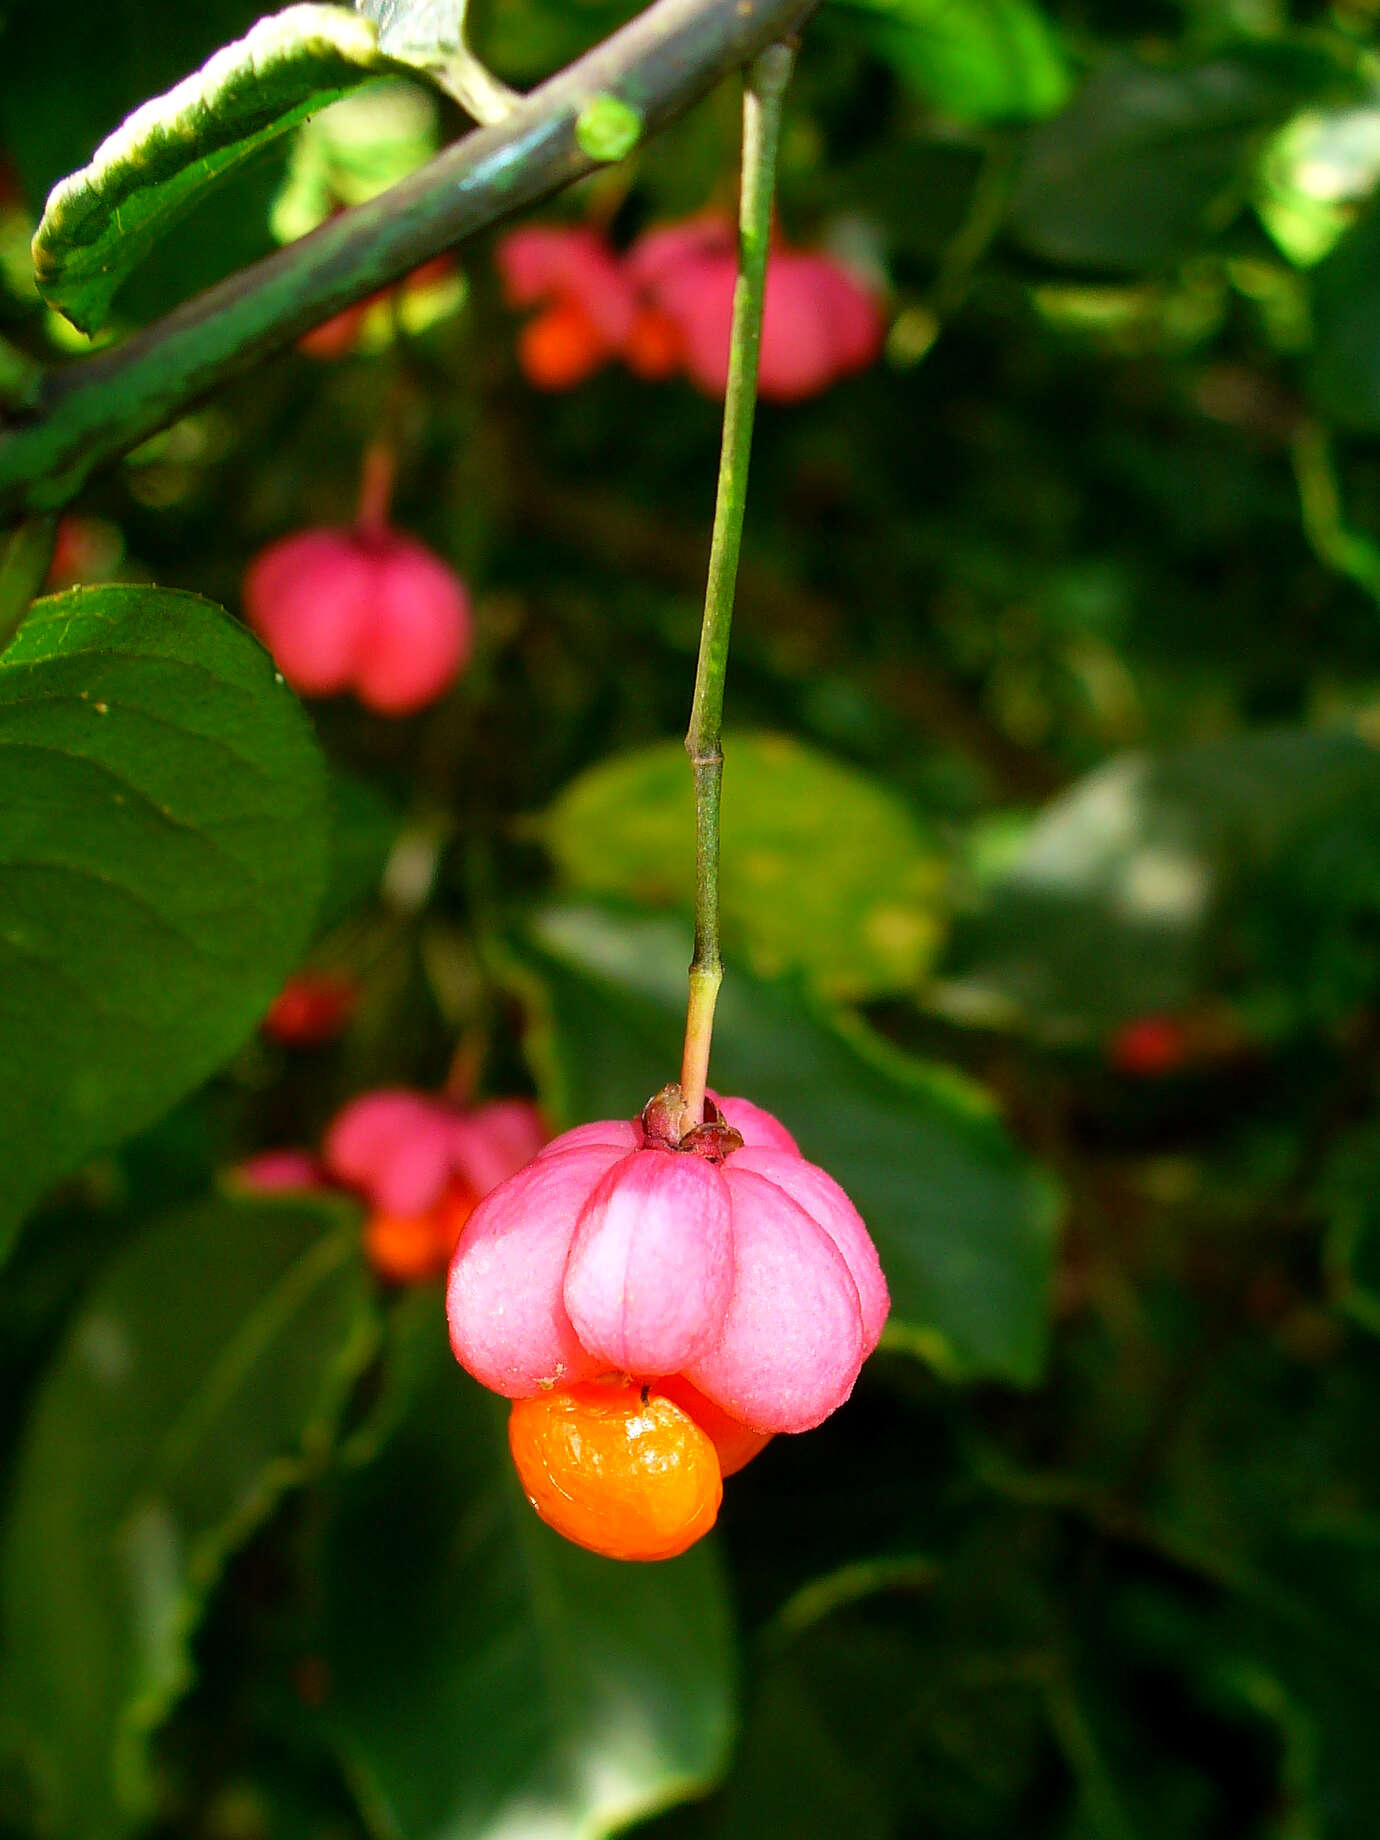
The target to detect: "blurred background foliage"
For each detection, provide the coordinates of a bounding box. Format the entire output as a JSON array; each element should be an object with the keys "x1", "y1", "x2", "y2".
[{"x1": 3, "y1": 0, "x2": 1380, "y2": 1833}]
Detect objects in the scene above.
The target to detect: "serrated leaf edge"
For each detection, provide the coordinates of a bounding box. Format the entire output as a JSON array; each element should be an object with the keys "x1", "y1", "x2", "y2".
[{"x1": 33, "y1": 4, "x2": 404, "y2": 332}]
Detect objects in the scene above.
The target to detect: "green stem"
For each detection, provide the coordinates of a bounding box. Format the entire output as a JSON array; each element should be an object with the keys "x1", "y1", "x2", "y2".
[
  {"x1": 0, "y1": 515, "x2": 56, "y2": 656},
  {"x1": 355, "y1": 440, "x2": 398, "y2": 532},
  {"x1": 680, "y1": 41, "x2": 793, "y2": 1124},
  {"x1": 0, "y1": 0, "x2": 819, "y2": 518},
  {"x1": 1291, "y1": 420, "x2": 1380, "y2": 609}
]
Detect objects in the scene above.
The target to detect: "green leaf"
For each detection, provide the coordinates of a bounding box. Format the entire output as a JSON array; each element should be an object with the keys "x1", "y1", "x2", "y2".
[
  {"x1": 712, "y1": 1524, "x2": 1054, "y2": 1840},
  {"x1": 541, "y1": 733, "x2": 949, "y2": 1000},
  {"x1": 0, "y1": 1192, "x2": 377, "y2": 1839},
  {"x1": 509, "y1": 902, "x2": 1058, "y2": 1386},
  {"x1": 1144, "y1": 1334, "x2": 1380, "y2": 1840},
  {"x1": 942, "y1": 728, "x2": 1380, "y2": 1038},
  {"x1": 32, "y1": 4, "x2": 402, "y2": 335},
  {"x1": 316, "y1": 1295, "x2": 737, "y2": 1840},
  {"x1": 828, "y1": 0, "x2": 1069, "y2": 124},
  {"x1": 320, "y1": 766, "x2": 398, "y2": 934},
  {"x1": 0, "y1": 585, "x2": 329, "y2": 1254},
  {"x1": 1009, "y1": 48, "x2": 1347, "y2": 272},
  {"x1": 269, "y1": 75, "x2": 440, "y2": 242},
  {"x1": 1255, "y1": 103, "x2": 1380, "y2": 270}
]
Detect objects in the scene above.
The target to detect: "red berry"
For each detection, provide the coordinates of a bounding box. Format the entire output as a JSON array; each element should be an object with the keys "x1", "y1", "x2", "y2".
[
  {"x1": 262, "y1": 973, "x2": 358, "y2": 1046},
  {"x1": 1109, "y1": 1016, "x2": 1189, "y2": 1077}
]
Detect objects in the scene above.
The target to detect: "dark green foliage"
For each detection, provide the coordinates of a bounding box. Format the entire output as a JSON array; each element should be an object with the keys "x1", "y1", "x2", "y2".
[
  {"x1": 0, "y1": 1193, "x2": 376, "y2": 1837},
  {"x1": 315, "y1": 1297, "x2": 735, "y2": 1840},
  {"x1": 0, "y1": 587, "x2": 329, "y2": 1254}
]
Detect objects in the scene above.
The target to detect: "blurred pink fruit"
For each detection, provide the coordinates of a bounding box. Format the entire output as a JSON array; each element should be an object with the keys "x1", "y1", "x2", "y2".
[
  {"x1": 243, "y1": 525, "x2": 472, "y2": 715},
  {"x1": 627, "y1": 217, "x2": 885, "y2": 401},
  {"x1": 233, "y1": 1149, "x2": 329, "y2": 1193},
  {"x1": 323, "y1": 1088, "x2": 548, "y2": 1283},
  {"x1": 496, "y1": 225, "x2": 637, "y2": 389}
]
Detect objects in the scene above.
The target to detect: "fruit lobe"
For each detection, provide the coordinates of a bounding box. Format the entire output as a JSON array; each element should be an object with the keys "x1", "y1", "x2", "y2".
[
  {"x1": 448, "y1": 1090, "x2": 888, "y2": 1433},
  {"x1": 508, "y1": 1381, "x2": 723, "y2": 1561},
  {"x1": 243, "y1": 526, "x2": 471, "y2": 715}
]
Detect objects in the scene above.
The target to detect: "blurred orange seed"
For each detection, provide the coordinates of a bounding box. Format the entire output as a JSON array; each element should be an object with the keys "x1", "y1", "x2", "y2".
[
  {"x1": 508, "y1": 1380, "x2": 723, "y2": 1561},
  {"x1": 364, "y1": 1210, "x2": 443, "y2": 1285},
  {"x1": 518, "y1": 299, "x2": 609, "y2": 390},
  {"x1": 364, "y1": 1184, "x2": 477, "y2": 1285},
  {"x1": 624, "y1": 306, "x2": 684, "y2": 380}
]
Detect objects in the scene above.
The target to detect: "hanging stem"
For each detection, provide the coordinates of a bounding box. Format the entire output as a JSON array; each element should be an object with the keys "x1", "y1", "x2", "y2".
[
  {"x1": 1291, "y1": 420, "x2": 1380, "y2": 610},
  {"x1": 356, "y1": 440, "x2": 398, "y2": 533},
  {"x1": 680, "y1": 40, "x2": 794, "y2": 1125}
]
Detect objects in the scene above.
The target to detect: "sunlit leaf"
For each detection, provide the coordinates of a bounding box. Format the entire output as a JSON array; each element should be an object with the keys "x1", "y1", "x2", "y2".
[
  {"x1": 269, "y1": 76, "x2": 439, "y2": 242},
  {"x1": 33, "y1": 5, "x2": 403, "y2": 334},
  {"x1": 0, "y1": 586, "x2": 329, "y2": 1254},
  {"x1": 941, "y1": 728, "x2": 1380, "y2": 1037},
  {"x1": 510, "y1": 902, "x2": 1058, "y2": 1386},
  {"x1": 541, "y1": 733, "x2": 949, "y2": 1000},
  {"x1": 356, "y1": 0, "x2": 466, "y2": 65},
  {"x1": 316, "y1": 1294, "x2": 737, "y2": 1840},
  {"x1": 829, "y1": 0, "x2": 1069, "y2": 124},
  {"x1": 0, "y1": 1193, "x2": 377, "y2": 1839}
]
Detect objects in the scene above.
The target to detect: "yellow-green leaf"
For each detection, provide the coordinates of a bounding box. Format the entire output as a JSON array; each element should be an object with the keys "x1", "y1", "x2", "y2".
[{"x1": 542, "y1": 733, "x2": 949, "y2": 1000}]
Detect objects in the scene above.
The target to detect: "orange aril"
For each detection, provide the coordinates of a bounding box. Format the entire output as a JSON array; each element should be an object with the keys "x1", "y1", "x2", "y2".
[
  {"x1": 364, "y1": 1182, "x2": 477, "y2": 1285},
  {"x1": 508, "y1": 1379, "x2": 722, "y2": 1561},
  {"x1": 654, "y1": 1374, "x2": 773, "y2": 1477},
  {"x1": 364, "y1": 1209, "x2": 445, "y2": 1285},
  {"x1": 298, "y1": 298, "x2": 375, "y2": 359},
  {"x1": 624, "y1": 306, "x2": 684, "y2": 380},
  {"x1": 518, "y1": 299, "x2": 609, "y2": 390},
  {"x1": 433, "y1": 1184, "x2": 476, "y2": 1261}
]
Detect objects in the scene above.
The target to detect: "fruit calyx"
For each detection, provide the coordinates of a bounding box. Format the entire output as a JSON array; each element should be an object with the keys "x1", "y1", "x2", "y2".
[{"x1": 639, "y1": 1083, "x2": 744, "y2": 1162}]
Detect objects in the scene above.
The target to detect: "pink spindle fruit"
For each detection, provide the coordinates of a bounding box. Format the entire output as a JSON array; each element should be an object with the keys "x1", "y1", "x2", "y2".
[
  {"x1": 324, "y1": 1088, "x2": 547, "y2": 1283},
  {"x1": 447, "y1": 1088, "x2": 888, "y2": 1436},
  {"x1": 627, "y1": 218, "x2": 885, "y2": 402},
  {"x1": 233, "y1": 1149, "x2": 328, "y2": 1193},
  {"x1": 243, "y1": 526, "x2": 472, "y2": 715},
  {"x1": 495, "y1": 225, "x2": 638, "y2": 389}
]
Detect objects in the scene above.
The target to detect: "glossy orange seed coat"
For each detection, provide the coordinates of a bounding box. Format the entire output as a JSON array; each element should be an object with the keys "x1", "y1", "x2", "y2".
[
  {"x1": 654, "y1": 1374, "x2": 773, "y2": 1477},
  {"x1": 508, "y1": 1380, "x2": 723, "y2": 1561}
]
